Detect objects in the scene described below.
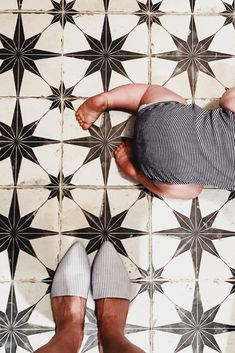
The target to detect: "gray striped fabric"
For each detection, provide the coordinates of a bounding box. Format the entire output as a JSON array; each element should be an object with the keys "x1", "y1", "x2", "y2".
[
  {"x1": 51, "y1": 242, "x2": 90, "y2": 299},
  {"x1": 92, "y1": 241, "x2": 131, "y2": 300},
  {"x1": 134, "y1": 101, "x2": 235, "y2": 189}
]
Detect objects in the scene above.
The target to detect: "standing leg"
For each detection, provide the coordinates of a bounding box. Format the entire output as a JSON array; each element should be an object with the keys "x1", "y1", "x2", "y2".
[
  {"x1": 96, "y1": 299, "x2": 145, "y2": 353},
  {"x1": 34, "y1": 297, "x2": 86, "y2": 353},
  {"x1": 92, "y1": 241, "x2": 146, "y2": 353},
  {"x1": 34, "y1": 242, "x2": 90, "y2": 353}
]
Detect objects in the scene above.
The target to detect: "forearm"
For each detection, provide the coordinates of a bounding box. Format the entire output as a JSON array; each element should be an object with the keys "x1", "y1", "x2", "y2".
[
  {"x1": 136, "y1": 173, "x2": 166, "y2": 198},
  {"x1": 136, "y1": 173, "x2": 203, "y2": 199}
]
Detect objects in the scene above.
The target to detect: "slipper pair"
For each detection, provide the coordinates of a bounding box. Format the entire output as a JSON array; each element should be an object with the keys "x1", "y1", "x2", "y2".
[{"x1": 51, "y1": 241, "x2": 131, "y2": 300}]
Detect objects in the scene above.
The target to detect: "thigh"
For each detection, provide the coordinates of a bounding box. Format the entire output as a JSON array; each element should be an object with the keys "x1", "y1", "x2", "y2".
[
  {"x1": 219, "y1": 87, "x2": 235, "y2": 113},
  {"x1": 140, "y1": 84, "x2": 187, "y2": 106}
]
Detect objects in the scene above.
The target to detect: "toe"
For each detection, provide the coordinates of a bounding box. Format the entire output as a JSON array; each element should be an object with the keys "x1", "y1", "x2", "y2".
[{"x1": 82, "y1": 122, "x2": 91, "y2": 130}]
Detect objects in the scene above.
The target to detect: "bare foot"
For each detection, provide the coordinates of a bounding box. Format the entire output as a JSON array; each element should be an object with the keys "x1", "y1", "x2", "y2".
[
  {"x1": 114, "y1": 142, "x2": 139, "y2": 181},
  {"x1": 75, "y1": 94, "x2": 107, "y2": 130}
]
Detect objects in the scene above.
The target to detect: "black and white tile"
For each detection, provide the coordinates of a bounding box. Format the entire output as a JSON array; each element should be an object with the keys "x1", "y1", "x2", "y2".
[{"x1": 0, "y1": 0, "x2": 235, "y2": 352}]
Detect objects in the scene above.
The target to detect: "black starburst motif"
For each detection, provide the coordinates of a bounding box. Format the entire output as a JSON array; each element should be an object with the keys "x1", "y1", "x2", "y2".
[
  {"x1": 46, "y1": 83, "x2": 77, "y2": 111},
  {"x1": 135, "y1": 0, "x2": 164, "y2": 27},
  {"x1": 82, "y1": 307, "x2": 149, "y2": 353},
  {"x1": 190, "y1": 0, "x2": 196, "y2": 12},
  {"x1": 0, "y1": 284, "x2": 53, "y2": 353},
  {"x1": 64, "y1": 15, "x2": 146, "y2": 90},
  {"x1": 154, "y1": 198, "x2": 235, "y2": 278},
  {"x1": 42, "y1": 267, "x2": 55, "y2": 294},
  {"x1": 64, "y1": 111, "x2": 129, "y2": 184},
  {"x1": 0, "y1": 190, "x2": 57, "y2": 278},
  {"x1": 0, "y1": 14, "x2": 60, "y2": 95},
  {"x1": 227, "y1": 191, "x2": 235, "y2": 202},
  {"x1": 17, "y1": 0, "x2": 23, "y2": 10},
  {"x1": 154, "y1": 15, "x2": 233, "y2": 97},
  {"x1": 63, "y1": 190, "x2": 147, "y2": 256},
  {"x1": 49, "y1": 0, "x2": 80, "y2": 28},
  {"x1": 226, "y1": 268, "x2": 235, "y2": 294},
  {"x1": 103, "y1": 0, "x2": 110, "y2": 11},
  {"x1": 45, "y1": 172, "x2": 75, "y2": 201},
  {"x1": 220, "y1": 0, "x2": 235, "y2": 29},
  {"x1": 131, "y1": 265, "x2": 167, "y2": 299},
  {"x1": 155, "y1": 283, "x2": 235, "y2": 353},
  {"x1": 0, "y1": 99, "x2": 59, "y2": 185}
]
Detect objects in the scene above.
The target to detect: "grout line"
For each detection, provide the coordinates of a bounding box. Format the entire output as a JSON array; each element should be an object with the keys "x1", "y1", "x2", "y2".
[
  {"x1": 0, "y1": 96, "x2": 227, "y2": 102},
  {"x1": 0, "y1": 10, "x2": 232, "y2": 16},
  {"x1": 149, "y1": 193, "x2": 154, "y2": 353},
  {"x1": 58, "y1": 6, "x2": 65, "y2": 265}
]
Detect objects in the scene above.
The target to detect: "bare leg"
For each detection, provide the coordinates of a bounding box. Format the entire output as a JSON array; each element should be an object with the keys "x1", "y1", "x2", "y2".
[
  {"x1": 219, "y1": 87, "x2": 235, "y2": 113},
  {"x1": 115, "y1": 142, "x2": 203, "y2": 200},
  {"x1": 76, "y1": 84, "x2": 149, "y2": 130},
  {"x1": 75, "y1": 83, "x2": 187, "y2": 130},
  {"x1": 96, "y1": 298, "x2": 145, "y2": 353},
  {"x1": 34, "y1": 297, "x2": 86, "y2": 353}
]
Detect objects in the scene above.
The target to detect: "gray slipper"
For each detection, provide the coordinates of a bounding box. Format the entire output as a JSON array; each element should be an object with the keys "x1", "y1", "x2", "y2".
[
  {"x1": 91, "y1": 241, "x2": 131, "y2": 300},
  {"x1": 51, "y1": 241, "x2": 90, "y2": 299}
]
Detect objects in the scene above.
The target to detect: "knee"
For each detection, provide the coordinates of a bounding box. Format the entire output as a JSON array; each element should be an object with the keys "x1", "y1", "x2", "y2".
[{"x1": 219, "y1": 88, "x2": 235, "y2": 113}]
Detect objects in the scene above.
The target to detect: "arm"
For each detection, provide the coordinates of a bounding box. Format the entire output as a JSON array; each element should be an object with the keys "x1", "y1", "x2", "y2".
[{"x1": 137, "y1": 172, "x2": 203, "y2": 199}]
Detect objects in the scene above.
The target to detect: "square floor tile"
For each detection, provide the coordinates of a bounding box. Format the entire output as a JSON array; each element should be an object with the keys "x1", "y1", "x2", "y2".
[
  {"x1": 152, "y1": 189, "x2": 234, "y2": 280},
  {"x1": 151, "y1": 14, "x2": 235, "y2": 99},
  {"x1": 0, "y1": 98, "x2": 62, "y2": 186},
  {"x1": 0, "y1": 282, "x2": 54, "y2": 352},
  {"x1": 63, "y1": 14, "x2": 148, "y2": 94},
  {"x1": 0, "y1": 13, "x2": 62, "y2": 97},
  {"x1": 0, "y1": 188, "x2": 59, "y2": 280},
  {"x1": 152, "y1": 281, "x2": 235, "y2": 353}
]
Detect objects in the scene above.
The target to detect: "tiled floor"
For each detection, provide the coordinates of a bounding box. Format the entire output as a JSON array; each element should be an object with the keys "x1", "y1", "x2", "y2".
[{"x1": 0, "y1": 0, "x2": 235, "y2": 352}]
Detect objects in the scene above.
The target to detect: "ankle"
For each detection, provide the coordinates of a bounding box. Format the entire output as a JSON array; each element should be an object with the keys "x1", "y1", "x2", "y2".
[
  {"x1": 91, "y1": 92, "x2": 108, "y2": 112},
  {"x1": 56, "y1": 324, "x2": 84, "y2": 351},
  {"x1": 98, "y1": 327, "x2": 124, "y2": 348}
]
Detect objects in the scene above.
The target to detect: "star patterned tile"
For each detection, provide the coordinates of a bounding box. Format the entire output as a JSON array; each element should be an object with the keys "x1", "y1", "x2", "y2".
[
  {"x1": 152, "y1": 282, "x2": 235, "y2": 353},
  {"x1": 0, "y1": 13, "x2": 62, "y2": 96},
  {"x1": 151, "y1": 14, "x2": 235, "y2": 99},
  {"x1": 0, "y1": 98, "x2": 61, "y2": 186},
  {"x1": 63, "y1": 13, "x2": 148, "y2": 95},
  {"x1": 0, "y1": 1, "x2": 235, "y2": 353}
]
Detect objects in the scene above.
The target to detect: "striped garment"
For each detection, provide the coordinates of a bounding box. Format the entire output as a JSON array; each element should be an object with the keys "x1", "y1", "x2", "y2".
[{"x1": 133, "y1": 101, "x2": 235, "y2": 190}]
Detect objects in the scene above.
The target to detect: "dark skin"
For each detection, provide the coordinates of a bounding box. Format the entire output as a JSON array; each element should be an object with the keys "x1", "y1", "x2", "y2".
[{"x1": 34, "y1": 297, "x2": 145, "y2": 353}]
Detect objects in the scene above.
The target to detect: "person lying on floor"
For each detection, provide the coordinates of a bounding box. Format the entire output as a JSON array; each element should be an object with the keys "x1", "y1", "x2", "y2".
[{"x1": 76, "y1": 83, "x2": 235, "y2": 199}]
